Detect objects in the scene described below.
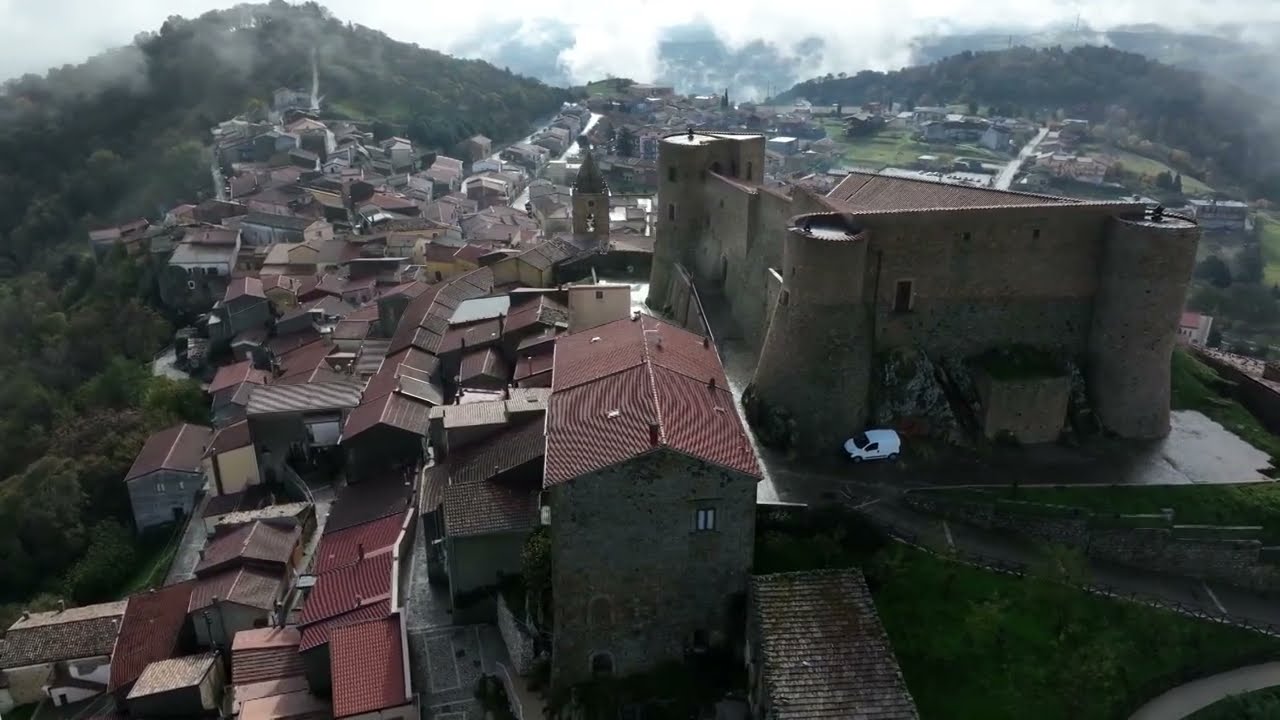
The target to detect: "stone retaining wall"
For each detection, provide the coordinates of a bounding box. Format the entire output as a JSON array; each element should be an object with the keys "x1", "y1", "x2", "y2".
[
  {"x1": 497, "y1": 593, "x2": 536, "y2": 675},
  {"x1": 905, "y1": 491, "x2": 1280, "y2": 594}
]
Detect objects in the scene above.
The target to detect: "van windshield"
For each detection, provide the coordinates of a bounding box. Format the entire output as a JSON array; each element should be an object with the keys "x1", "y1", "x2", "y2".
[{"x1": 853, "y1": 432, "x2": 870, "y2": 449}]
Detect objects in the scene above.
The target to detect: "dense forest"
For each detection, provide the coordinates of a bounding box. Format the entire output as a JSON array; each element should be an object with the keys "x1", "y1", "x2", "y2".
[
  {"x1": 775, "y1": 46, "x2": 1280, "y2": 200},
  {"x1": 0, "y1": 1, "x2": 568, "y2": 619}
]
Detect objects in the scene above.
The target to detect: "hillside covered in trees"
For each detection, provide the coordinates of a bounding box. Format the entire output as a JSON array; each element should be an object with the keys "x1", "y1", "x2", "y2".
[
  {"x1": 0, "y1": 1, "x2": 568, "y2": 619},
  {"x1": 775, "y1": 46, "x2": 1280, "y2": 201}
]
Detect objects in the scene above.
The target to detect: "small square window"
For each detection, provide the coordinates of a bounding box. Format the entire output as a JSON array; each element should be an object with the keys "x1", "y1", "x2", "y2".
[
  {"x1": 694, "y1": 507, "x2": 716, "y2": 531},
  {"x1": 961, "y1": 232, "x2": 972, "y2": 241},
  {"x1": 595, "y1": 290, "x2": 603, "y2": 300},
  {"x1": 1032, "y1": 228, "x2": 1041, "y2": 239}
]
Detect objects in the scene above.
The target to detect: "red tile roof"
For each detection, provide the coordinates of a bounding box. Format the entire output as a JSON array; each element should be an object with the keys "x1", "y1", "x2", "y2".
[
  {"x1": 452, "y1": 244, "x2": 488, "y2": 264},
  {"x1": 275, "y1": 340, "x2": 335, "y2": 385},
  {"x1": 298, "y1": 553, "x2": 394, "y2": 650},
  {"x1": 1180, "y1": 311, "x2": 1204, "y2": 328},
  {"x1": 231, "y1": 627, "x2": 304, "y2": 685},
  {"x1": 439, "y1": 318, "x2": 502, "y2": 354},
  {"x1": 126, "y1": 424, "x2": 214, "y2": 481},
  {"x1": 194, "y1": 521, "x2": 301, "y2": 577},
  {"x1": 545, "y1": 315, "x2": 760, "y2": 486},
  {"x1": 108, "y1": 582, "x2": 195, "y2": 693},
  {"x1": 329, "y1": 615, "x2": 407, "y2": 718},
  {"x1": 514, "y1": 353, "x2": 554, "y2": 384},
  {"x1": 189, "y1": 566, "x2": 283, "y2": 612},
  {"x1": 299, "y1": 599, "x2": 389, "y2": 653},
  {"x1": 443, "y1": 476, "x2": 540, "y2": 537},
  {"x1": 314, "y1": 511, "x2": 406, "y2": 574},
  {"x1": 459, "y1": 347, "x2": 508, "y2": 385},
  {"x1": 828, "y1": 171, "x2": 1075, "y2": 212},
  {"x1": 205, "y1": 419, "x2": 254, "y2": 457},
  {"x1": 209, "y1": 360, "x2": 271, "y2": 395},
  {"x1": 226, "y1": 276, "x2": 267, "y2": 303},
  {"x1": 341, "y1": 391, "x2": 432, "y2": 441}
]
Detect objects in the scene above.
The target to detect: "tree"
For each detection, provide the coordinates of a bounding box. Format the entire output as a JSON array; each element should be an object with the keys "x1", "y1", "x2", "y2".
[
  {"x1": 63, "y1": 520, "x2": 138, "y2": 603},
  {"x1": 1236, "y1": 243, "x2": 1265, "y2": 284},
  {"x1": 967, "y1": 100, "x2": 979, "y2": 115},
  {"x1": 1194, "y1": 255, "x2": 1233, "y2": 288},
  {"x1": 521, "y1": 528, "x2": 551, "y2": 626}
]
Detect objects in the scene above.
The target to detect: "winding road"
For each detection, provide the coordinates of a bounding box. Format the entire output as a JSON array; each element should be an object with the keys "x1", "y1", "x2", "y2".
[
  {"x1": 1129, "y1": 662, "x2": 1280, "y2": 720},
  {"x1": 994, "y1": 126, "x2": 1049, "y2": 190}
]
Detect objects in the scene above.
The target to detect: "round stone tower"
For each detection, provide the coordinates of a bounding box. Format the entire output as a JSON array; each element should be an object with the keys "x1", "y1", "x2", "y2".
[
  {"x1": 750, "y1": 212, "x2": 874, "y2": 453},
  {"x1": 1087, "y1": 210, "x2": 1200, "y2": 438},
  {"x1": 647, "y1": 130, "x2": 713, "y2": 311}
]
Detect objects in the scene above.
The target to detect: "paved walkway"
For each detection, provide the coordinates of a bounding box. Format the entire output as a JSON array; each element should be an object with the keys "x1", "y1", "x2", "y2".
[
  {"x1": 853, "y1": 486, "x2": 1280, "y2": 630},
  {"x1": 1129, "y1": 661, "x2": 1280, "y2": 719}
]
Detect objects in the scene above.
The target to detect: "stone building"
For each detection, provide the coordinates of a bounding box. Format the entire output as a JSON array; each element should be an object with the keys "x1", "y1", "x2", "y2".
[
  {"x1": 648, "y1": 130, "x2": 1200, "y2": 453},
  {"x1": 544, "y1": 314, "x2": 762, "y2": 685}
]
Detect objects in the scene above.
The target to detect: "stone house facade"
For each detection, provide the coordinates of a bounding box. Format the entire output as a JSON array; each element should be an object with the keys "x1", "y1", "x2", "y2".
[{"x1": 544, "y1": 315, "x2": 762, "y2": 686}]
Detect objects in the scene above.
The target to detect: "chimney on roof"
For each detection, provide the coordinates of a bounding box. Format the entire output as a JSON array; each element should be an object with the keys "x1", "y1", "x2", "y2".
[
  {"x1": 702, "y1": 336, "x2": 709, "y2": 348},
  {"x1": 709, "y1": 377, "x2": 716, "y2": 389},
  {"x1": 20, "y1": 611, "x2": 29, "y2": 620},
  {"x1": 357, "y1": 542, "x2": 365, "y2": 560},
  {"x1": 56, "y1": 599, "x2": 65, "y2": 613},
  {"x1": 631, "y1": 310, "x2": 640, "y2": 321},
  {"x1": 648, "y1": 422, "x2": 660, "y2": 446}
]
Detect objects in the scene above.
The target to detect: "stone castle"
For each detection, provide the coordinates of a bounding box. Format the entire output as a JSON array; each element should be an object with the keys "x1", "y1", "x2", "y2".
[{"x1": 646, "y1": 129, "x2": 1200, "y2": 452}]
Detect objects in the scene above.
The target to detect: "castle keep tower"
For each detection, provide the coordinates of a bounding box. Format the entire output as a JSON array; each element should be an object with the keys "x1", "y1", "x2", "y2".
[
  {"x1": 1088, "y1": 210, "x2": 1200, "y2": 437},
  {"x1": 751, "y1": 213, "x2": 875, "y2": 448},
  {"x1": 647, "y1": 130, "x2": 765, "y2": 311},
  {"x1": 572, "y1": 149, "x2": 609, "y2": 242}
]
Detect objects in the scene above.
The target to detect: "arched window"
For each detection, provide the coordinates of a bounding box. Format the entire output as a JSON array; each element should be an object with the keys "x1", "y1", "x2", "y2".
[
  {"x1": 590, "y1": 653, "x2": 615, "y2": 677},
  {"x1": 588, "y1": 596, "x2": 613, "y2": 628}
]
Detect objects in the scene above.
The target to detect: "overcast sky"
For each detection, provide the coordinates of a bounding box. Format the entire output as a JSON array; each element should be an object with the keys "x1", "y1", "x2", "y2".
[{"x1": 3, "y1": 0, "x2": 1279, "y2": 84}]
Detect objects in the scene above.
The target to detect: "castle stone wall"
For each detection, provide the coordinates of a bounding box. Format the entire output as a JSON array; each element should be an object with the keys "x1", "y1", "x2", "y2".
[
  {"x1": 906, "y1": 491, "x2": 1280, "y2": 594},
  {"x1": 975, "y1": 371, "x2": 1071, "y2": 444},
  {"x1": 861, "y1": 204, "x2": 1117, "y2": 355}
]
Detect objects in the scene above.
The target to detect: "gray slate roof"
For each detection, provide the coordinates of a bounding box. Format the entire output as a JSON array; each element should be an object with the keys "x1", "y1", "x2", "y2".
[{"x1": 750, "y1": 568, "x2": 919, "y2": 720}]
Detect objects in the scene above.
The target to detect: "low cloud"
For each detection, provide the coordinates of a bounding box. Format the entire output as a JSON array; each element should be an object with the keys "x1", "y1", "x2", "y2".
[{"x1": 4, "y1": 0, "x2": 1280, "y2": 87}]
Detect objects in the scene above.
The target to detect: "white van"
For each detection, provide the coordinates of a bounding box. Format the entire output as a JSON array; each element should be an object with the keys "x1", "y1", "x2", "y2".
[{"x1": 843, "y1": 429, "x2": 902, "y2": 463}]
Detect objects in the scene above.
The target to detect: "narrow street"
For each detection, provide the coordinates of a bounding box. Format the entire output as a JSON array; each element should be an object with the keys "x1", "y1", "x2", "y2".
[{"x1": 994, "y1": 126, "x2": 1049, "y2": 190}]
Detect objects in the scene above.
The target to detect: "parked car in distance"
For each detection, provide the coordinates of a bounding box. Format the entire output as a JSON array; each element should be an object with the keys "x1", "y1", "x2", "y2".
[{"x1": 843, "y1": 429, "x2": 901, "y2": 463}]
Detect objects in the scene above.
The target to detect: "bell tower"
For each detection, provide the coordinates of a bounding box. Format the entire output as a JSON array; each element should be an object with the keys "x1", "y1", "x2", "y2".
[{"x1": 572, "y1": 147, "x2": 610, "y2": 242}]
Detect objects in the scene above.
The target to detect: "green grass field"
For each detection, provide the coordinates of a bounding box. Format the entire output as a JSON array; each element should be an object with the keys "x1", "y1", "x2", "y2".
[
  {"x1": 1111, "y1": 148, "x2": 1214, "y2": 195},
  {"x1": 936, "y1": 484, "x2": 1280, "y2": 544},
  {"x1": 1171, "y1": 349, "x2": 1280, "y2": 461},
  {"x1": 875, "y1": 548, "x2": 1280, "y2": 720},
  {"x1": 821, "y1": 121, "x2": 1003, "y2": 170},
  {"x1": 755, "y1": 507, "x2": 1280, "y2": 719},
  {"x1": 1256, "y1": 213, "x2": 1280, "y2": 286}
]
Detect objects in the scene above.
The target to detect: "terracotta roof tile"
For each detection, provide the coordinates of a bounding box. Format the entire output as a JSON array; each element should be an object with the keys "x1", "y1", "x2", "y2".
[
  {"x1": 323, "y1": 477, "x2": 415, "y2": 535},
  {"x1": 189, "y1": 567, "x2": 283, "y2": 612},
  {"x1": 751, "y1": 569, "x2": 919, "y2": 720},
  {"x1": 298, "y1": 553, "x2": 394, "y2": 650},
  {"x1": 447, "y1": 417, "x2": 546, "y2": 486},
  {"x1": 231, "y1": 627, "x2": 304, "y2": 685},
  {"x1": 0, "y1": 601, "x2": 126, "y2": 668},
  {"x1": 226, "y1": 276, "x2": 267, "y2": 303},
  {"x1": 443, "y1": 477, "x2": 540, "y2": 537},
  {"x1": 459, "y1": 347, "x2": 508, "y2": 385},
  {"x1": 439, "y1": 318, "x2": 502, "y2": 354},
  {"x1": 299, "y1": 599, "x2": 389, "y2": 653},
  {"x1": 209, "y1": 361, "x2": 271, "y2": 395},
  {"x1": 126, "y1": 424, "x2": 214, "y2": 481},
  {"x1": 205, "y1": 419, "x2": 254, "y2": 457},
  {"x1": 828, "y1": 171, "x2": 1075, "y2": 212},
  {"x1": 329, "y1": 615, "x2": 407, "y2": 718},
  {"x1": 314, "y1": 511, "x2": 406, "y2": 574},
  {"x1": 194, "y1": 521, "x2": 301, "y2": 577},
  {"x1": 109, "y1": 583, "x2": 194, "y2": 692},
  {"x1": 342, "y1": 391, "x2": 433, "y2": 441},
  {"x1": 126, "y1": 653, "x2": 217, "y2": 699},
  {"x1": 545, "y1": 316, "x2": 759, "y2": 486}
]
